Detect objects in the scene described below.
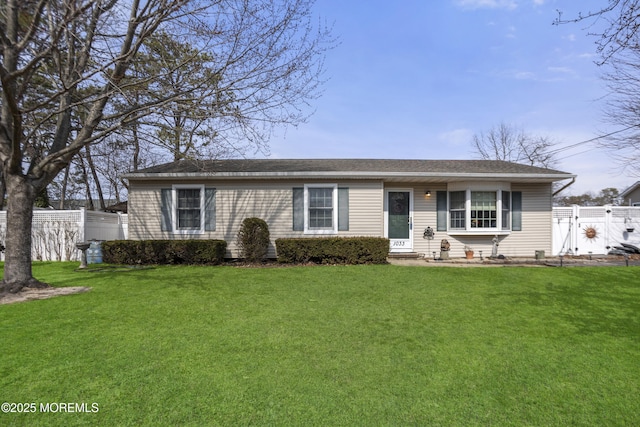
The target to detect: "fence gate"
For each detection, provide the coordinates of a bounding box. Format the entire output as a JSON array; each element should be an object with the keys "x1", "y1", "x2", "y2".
[{"x1": 553, "y1": 205, "x2": 640, "y2": 255}]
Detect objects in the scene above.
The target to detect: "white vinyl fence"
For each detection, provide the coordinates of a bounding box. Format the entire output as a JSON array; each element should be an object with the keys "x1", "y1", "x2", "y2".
[
  {"x1": 0, "y1": 209, "x2": 128, "y2": 261},
  {"x1": 553, "y1": 205, "x2": 640, "y2": 256}
]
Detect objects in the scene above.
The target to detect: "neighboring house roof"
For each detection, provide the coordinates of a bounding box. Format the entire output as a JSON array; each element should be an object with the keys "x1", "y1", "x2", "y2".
[
  {"x1": 104, "y1": 201, "x2": 128, "y2": 213},
  {"x1": 49, "y1": 199, "x2": 120, "y2": 210},
  {"x1": 124, "y1": 159, "x2": 574, "y2": 183},
  {"x1": 620, "y1": 181, "x2": 640, "y2": 198}
]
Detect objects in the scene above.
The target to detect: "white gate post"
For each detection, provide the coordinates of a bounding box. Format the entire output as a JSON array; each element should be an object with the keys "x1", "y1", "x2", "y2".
[
  {"x1": 78, "y1": 208, "x2": 86, "y2": 243},
  {"x1": 604, "y1": 205, "x2": 612, "y2": 254},
  {"x1": 571, "y1": 205, "x2": 579, "y2": 255}
]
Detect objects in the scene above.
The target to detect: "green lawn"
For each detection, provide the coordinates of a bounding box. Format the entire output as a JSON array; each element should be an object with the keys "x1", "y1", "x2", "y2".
[{"x1": 1, "y1": 263, "x2": 639, "y2": 426}]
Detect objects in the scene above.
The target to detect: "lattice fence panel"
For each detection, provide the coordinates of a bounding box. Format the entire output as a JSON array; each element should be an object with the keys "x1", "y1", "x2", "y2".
[{"x1": 0, "y1": 209, "x2": 126, "y2": 261}]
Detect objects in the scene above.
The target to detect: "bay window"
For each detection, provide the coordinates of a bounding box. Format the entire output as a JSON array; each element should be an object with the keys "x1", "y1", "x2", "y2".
[
  {"x1": 470, "y1": 191, "x2": 497, "y2": 228},
  {"x1": 438, "y1": 186, "x2": 521, "y2": 233},
  {"x1": 502, "y1": 191, "x2": 511, "y2": 230},
  {"x1": 449, "y1": 191, "x2": 466, "y2": 230}
]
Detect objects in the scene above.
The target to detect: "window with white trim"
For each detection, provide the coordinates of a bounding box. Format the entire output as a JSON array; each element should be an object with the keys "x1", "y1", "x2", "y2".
[
  {"x1": 304, "y1": 184, "x2": 338, "y2": 234},
  {"x1": 308, "y1": 187, "x2": 334, "y2": 230},
  {"x1": 502, "y1": 191, "x2": 511, "y2": 230},
  {"x1": 449, "y1": 191, "x2": 466, "y2": 230},
  {"x1": 292, "y1": 185, "x2": 349, "y2": 234},
  {"x1": 470, "y1": 191, "x2": 497, "y2": 228},
  {"x1": 438, "y1": 187, "x2": 521, "y2": 233},
  {"x1": 160, "y1": 185, "x2": 216, "y2": 234},
  {"x1": 177, "y1": 188, "x2": 201, "y2": 230}
]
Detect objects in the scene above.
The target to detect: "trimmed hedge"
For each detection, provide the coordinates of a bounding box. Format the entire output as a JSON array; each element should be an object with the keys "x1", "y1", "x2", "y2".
[
  {"x1": 237, "y1": 217, "x2": 270, "y2": 262},
  {"x1": 275, "y1": 237, "x2": 390, "y2": 264},
  {"x1": 102, "y1": 240, "x2": 227, "y2": 265}
]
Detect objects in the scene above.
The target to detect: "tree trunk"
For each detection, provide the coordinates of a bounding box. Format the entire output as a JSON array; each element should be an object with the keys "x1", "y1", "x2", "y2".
[
  {"x1": 0, "y1": 174, "x2": 49, "y2": 294},
  {"x1": 77, "y1": 154, "x2": 95, "y2": 211},
  {"x1": 84, "y1": 146, "x2": 105, "y2": 210},
  {"x1": 0, "y1": 172, "x2": 5, "y2": 211},
  {"x1": 59, "y1": 165, "x2": 70, "y2": 210},
  {"x1": 132, "y1": 126, "x2": 140, "y2": 171}
]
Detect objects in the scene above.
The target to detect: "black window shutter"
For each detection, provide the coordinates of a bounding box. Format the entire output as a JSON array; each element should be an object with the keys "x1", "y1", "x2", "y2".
[
  {"x1": 292, "y1": 188, "x2": 304, "y2": 231},
  {"x1": 436, "y1": 191, "x2": 447, "y2": 231}
]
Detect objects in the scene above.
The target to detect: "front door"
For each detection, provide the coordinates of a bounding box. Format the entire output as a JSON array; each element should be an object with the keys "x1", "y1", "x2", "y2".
[{"x1": 385, "y1": 189, "x2": 413, "y2": 252}]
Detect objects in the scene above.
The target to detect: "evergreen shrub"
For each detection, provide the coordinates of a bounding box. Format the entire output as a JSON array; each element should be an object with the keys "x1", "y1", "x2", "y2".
[
  {"x1": 102, "y1": 239, "x2": 227, "y2": 265},
  {"x1": 237, "y1": 217, "x2": 270, "y2": 262},
  {"x1": 275, "y1": 237, "x2": 389, "y2": 264}
]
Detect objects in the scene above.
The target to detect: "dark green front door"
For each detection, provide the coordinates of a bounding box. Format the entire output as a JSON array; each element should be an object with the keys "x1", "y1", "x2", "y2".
[{"x1": 386, "y1": 190, "x2": 412, "y2": 251}]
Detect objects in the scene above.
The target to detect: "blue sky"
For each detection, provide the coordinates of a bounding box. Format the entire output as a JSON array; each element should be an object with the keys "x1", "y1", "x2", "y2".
[{"x1": 267, "y1": 0, "x2": 633, "y2": 195}]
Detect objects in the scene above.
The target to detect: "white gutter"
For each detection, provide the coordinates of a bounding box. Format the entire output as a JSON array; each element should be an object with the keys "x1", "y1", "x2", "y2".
[
  {"x1": 123, "y1": 171, "x2": 576, "y2": 182},
  {"x1": 553, "y1": 177, "x2": 576, "y2": 196}
]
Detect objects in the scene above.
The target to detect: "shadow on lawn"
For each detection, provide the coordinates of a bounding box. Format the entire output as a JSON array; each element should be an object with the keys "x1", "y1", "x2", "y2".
[
  {"x1": 490, "y1": 279, "x2": 640, "y2": 338},
  {"x1": 75, "y1": 265, "x2": 156, "y2": 273}
]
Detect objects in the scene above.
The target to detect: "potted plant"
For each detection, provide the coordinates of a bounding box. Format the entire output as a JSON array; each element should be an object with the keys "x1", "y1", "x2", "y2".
[
  {"x1": 464, "y1": 245, "x2": 474, "y2": 259},
  {"x1": 625, "y1": 218, "x2": 634, "y2": 233}
]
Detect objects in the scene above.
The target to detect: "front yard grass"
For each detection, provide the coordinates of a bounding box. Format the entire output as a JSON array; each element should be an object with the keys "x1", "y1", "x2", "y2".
[{"x1": 1, "y1": 263, "x2": 639, "y2": 426}]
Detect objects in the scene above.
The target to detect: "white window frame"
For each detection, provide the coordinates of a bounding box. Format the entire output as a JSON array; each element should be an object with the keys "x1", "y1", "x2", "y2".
[
  {"x1": 446, "y1": 183, "x2": 512, "y2": 235},
  {"x1": 470, "y1": 191, "x2": 498, "y2": 229},
  {"x1": 304, "y1": 184, "x2": 338, "y2": 235},
  {"x1": 172, "y1": 184, "x2": 205, "y2": 235}
]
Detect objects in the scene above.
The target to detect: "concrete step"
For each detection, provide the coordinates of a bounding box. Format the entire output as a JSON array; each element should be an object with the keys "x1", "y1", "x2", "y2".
[{"x1": 387, "y1": 252, "x2": 421, "y2": 260}]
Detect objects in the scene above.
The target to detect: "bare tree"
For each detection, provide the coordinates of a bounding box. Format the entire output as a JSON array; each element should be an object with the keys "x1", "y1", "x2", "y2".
[
  {"x1": 0, "y1": 0, "x2": 334, "y2": 293},
  {"x1": 555, "y1": 1, "x2": 640, "y2": 176},
  {"x1": 471, "y1": 122, "x2": 559, "y2": 169},
  {"x1": 554, "y1": 1, "x2": 640, "y2": 66},
  {"x1": 599, "y1": 48, "x2": 640, "y2": 176}
]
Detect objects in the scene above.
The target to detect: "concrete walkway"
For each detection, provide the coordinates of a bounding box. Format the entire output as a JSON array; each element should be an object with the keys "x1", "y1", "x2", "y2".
[{"x1": 387, "y1": 255, "x2": 639, "y2": 267}]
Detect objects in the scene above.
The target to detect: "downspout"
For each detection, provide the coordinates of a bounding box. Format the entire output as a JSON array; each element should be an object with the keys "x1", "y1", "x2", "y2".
[{"x1": 553, "y1": 177, "x2": 576, "y2": 196}]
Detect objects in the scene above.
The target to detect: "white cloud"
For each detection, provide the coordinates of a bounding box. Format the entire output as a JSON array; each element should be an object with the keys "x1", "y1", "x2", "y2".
[
  {"x1": 453, "y1": 0, "x2": 545, "y2": 10},
  {"x1": 453, "y1": 0, "x2": 517, "y2": 10},
  {"x1": 548, "y1": 66, "x2": 574, "y2": 75},
  {"x1": 578, "y1": 52, "x2": 596, "y2": 60},
  {"x1": 513, "y1": 71, "x2": 536, "y2": 80},
  {"x1": 438, "y1": 129, "x2": 474, "y2": 146}
]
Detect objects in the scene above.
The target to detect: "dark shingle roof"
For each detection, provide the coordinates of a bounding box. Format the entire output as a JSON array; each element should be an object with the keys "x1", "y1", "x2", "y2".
[{"x1": 127, "y1": 158, "x2": 571, "y2": 176}]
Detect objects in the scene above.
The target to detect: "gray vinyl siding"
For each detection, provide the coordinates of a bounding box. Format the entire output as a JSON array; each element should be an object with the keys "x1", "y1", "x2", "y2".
[
  {"x1": 501, "y1": 183, "x2": 553, "y2": 257},
  {"x1": 128, "y1": 180, "x2": 383, "y2": 258},
  {"x1": 624, "y1": 187, "x2": 640, "y2": 206},
  {"x1": 411, "y1": 185, "x2": 445, "y2": 256},
  {"x1": 128, "y1": 182, "x2": 167, "y2": 238}
]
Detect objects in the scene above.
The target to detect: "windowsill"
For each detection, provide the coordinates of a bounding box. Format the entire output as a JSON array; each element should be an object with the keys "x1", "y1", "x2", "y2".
[
  {"x1": 171, "y1": 229, "x2": 205, "y2": 235},
  {"x1": 447, "y1": 230, "x2": 511, "y2": 236},
  {"x1": 304, "y1": 230, "x2": 338, "y2": 235}
]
